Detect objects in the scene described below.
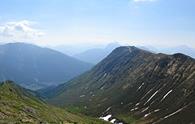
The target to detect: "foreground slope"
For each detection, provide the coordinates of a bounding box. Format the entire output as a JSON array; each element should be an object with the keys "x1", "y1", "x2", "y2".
[
  {"x1": 0, "y1": 81, "x2": 108, "y2": 124},
  {"x1": 0, "y1": 42, "x2": 92, "y2": 90},
  {"x1": 48, "y1": 46, "x2": 195, "y2": 124}
]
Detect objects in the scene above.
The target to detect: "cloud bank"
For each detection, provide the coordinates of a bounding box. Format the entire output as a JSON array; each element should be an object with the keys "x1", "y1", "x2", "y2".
[{"x1": 0, "y1": 20, "x2": 44, "y2": 41}]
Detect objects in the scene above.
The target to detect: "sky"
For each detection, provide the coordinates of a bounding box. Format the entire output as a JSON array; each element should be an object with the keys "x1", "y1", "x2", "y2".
[{"x1": 0, "y1": 0, "x2": 194, "y2": 47}]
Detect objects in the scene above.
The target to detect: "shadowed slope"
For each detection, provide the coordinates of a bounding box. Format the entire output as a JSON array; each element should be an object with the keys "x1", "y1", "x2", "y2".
[
  {"x1": 47, "y1": 46, "x2": 195, "y2": 124},
  {"x1": 0, "y1": 42, "x2": 93, "y2": 90}
]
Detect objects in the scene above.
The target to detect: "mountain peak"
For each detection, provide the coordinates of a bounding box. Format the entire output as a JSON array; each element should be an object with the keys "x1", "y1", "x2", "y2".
[
  {"x1": 114, "y1": 46, "x2": 137, "y2": 51},
  {"x1": 107, "y1": 46, "x2": 152, "y2": 59}
]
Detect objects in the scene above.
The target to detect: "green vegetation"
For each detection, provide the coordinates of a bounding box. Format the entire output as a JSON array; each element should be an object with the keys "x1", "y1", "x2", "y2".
[
  {"x1": 0, "y1": 81, "x2": 108, "y2": 124},
  {"x1": 116, "y1": 114, "x2": 137, "y2": 124}
]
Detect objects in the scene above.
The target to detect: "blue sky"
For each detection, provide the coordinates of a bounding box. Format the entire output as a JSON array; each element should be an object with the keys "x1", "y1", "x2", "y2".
[{"x1": 0, "y1": 0, "x2": 194, "y2": 47}]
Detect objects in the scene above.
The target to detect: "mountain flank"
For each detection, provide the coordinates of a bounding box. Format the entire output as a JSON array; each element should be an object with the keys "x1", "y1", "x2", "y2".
[
  {"x1": 45, "y1": 46, "x2": 195, "y2": 124},
  {"x1": 0, "y1": 80, "x2": 109, "y2": 124},
  {"x1": 0, "y1": 42, "x2": 92, "y2": 90}
]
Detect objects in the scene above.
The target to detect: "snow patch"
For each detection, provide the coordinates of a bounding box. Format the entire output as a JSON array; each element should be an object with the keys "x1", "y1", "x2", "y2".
[
  {"x1": 79, "y1": 95, "x2": 85, "y2": 98},
  {"x1": 141, "y1": 89, "x2": 153, "y2": 100},
  {"x1": 154, "y1": 109, "x2": 160, "y2": 112},
  {"x1": 137, "y1": 83, "x2": 144, "y2": 91},
  {"x1": 136, "y1": 103, "x2": 140, "y2": 106},
  {"x1": 100, "y1": 114, "x2": 124, "y2": 124},
  {"x1": 131, "y1": 108, "x2": 135, "y2": 111},
  {"x1": 144, "y1": 90, "x2": 158, "y2": 105},
  {"x1": 131, "y1": 107, "x2": 138, "y2": 111},
  {"x1": 103, "y1": 73, "x2": 107, "y2": 77},
  {"x1": 161, "y1": 90, "x2": 173, "y2": 101},
  {"x1": 144, "y1": 113, "x2": 151, "y2": 117},
  {"x1": 99, "y1": 114, "x2": 112, "y2": 121},
  {"x1": 141, "y1": 107, "x2": 149, "y2": 112},
  {"x1": 163, "y1": 108, "x2": 183, "y2": 119},
  {"x1": 105, "y1": 107, "x2": 111, "y2": 112},
  {"x1": 110, "y1": 119, "x2": 116, "y2": 123}
]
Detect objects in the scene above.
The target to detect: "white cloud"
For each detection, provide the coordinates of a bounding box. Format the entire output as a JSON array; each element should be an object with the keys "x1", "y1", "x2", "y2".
[
  {"x1": 133, "y1": 0, "x2": 157, "y2": 3},
  {"x1": 0, "y1": 20, "x2": 45, "y2": 41}
]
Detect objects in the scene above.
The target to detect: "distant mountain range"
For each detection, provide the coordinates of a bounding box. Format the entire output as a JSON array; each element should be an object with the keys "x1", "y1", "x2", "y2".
[
  {"x1": 0, "y1": 43, "x2": 93, "y2": 90},
  {"x1": 52, "y1": 44, "x2": 95, "y2": 56},
  {"x1": 44, "y1": 46, "x2": 195, "y2": 124},
  {"x1": 74, "y1": 42, "x2": 120, "y2": 64},
  {"x1": 138, "y1": 45, "x2": 195, "y2": 58},
  {"x1": 157, "y1": 45, "x2": 195, "y2": 58},
  {"x1": 54, "y1": 43, "x2": 195, "y2": 65},
  {"x1": 0, "y1": 81, "x2": 107, "y2": 124}
]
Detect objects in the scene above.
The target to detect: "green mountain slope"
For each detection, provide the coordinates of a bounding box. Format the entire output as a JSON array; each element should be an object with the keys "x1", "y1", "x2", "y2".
[
  {"x1": 46, "y1": 46, "x2": 195, "y2": 124},
  {"x1": 0, "y1": 81, "x2": 108, "y2": 124}
]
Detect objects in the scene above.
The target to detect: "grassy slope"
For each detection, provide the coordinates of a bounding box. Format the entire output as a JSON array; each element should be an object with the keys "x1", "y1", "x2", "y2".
[{"x1": 0, "y1": 81, "x2": 108, "y2": 124}]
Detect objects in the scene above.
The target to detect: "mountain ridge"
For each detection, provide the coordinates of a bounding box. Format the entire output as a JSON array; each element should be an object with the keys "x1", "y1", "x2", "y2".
[
  {"x1": 45, "y1": 46, "x2": 195, "y2": 124},
  {"x1": 0, "y1": 42, "x2": 93, "y2": 90}
]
